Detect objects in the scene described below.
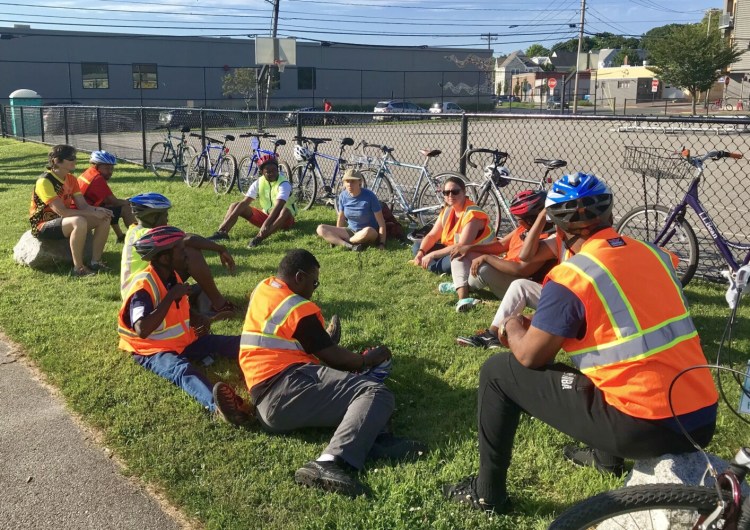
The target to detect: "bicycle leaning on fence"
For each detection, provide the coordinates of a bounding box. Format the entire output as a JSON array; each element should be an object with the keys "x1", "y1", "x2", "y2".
[
  {"x1": 356, "y1": 142, "x2": 466, "y2": 227},
  {"x1": 290, "y1": 136, "x2": 355, "y2": 210},
  {"x1": 185, "y1": 133, "x2": 238, "y2": 194},
  {"x1": 617, "y1": 146, "x2": 747, "y2": 287},
  {"x1": 236, "y1": 132, "x2": 290, "y2": 195},
  {"x1": 710, "y1": 98, "x2": 734, "y2": 112},
  {"x1": 461, "y1": 146, "x2": 567, "y2": 236},
  {"x1": 149, "y1": 125, "x2": 197, "y2": 179}
]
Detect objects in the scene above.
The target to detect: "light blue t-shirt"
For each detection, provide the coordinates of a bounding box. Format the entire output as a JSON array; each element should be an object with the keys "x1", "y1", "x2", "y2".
[{"x1": 336, "y1": 188, "x2": 382, "y2": 231}]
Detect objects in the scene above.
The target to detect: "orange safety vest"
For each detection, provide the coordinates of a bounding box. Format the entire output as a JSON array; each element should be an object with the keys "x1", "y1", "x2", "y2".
[
  {"x1": 239, "y1": 277, "x2": 324, "y2": 390},
  {"x1": 439, "y1": 199, "x2": 493, "y2": 246},
  {"x1": 77, "y1": 167, "x2": 104, "y2": 206},
  {"x1": 117, "y1": 265, "x2": 197, "y2": 355},
  {"x1": 545, "y1": 227, "x2": 717, "y2": 419}
]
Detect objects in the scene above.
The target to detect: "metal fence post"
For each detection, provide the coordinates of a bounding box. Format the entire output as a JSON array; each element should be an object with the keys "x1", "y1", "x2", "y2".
[
  {"x1": 20, "y1": 106, "x2": 25, "y2": 142},
  {"x1": 623, "y1": 99, "x2": 627, "y2": 116},
  {"x1": 664, "y1": 99, "x2": 668, "y2": 116},
  {"x1": 40, "y1": 106, "x2": 45, "y2": 143},
  {"x1": 296, "y1": 111, "x2": 302, "y2": 143},
  {"x1": 63, "y1": 106, "x2": 69, "y2": 145},
  {"x1": 140, "y1": 107, "x2": 147, "y2": 167},
  {"x1": 96, "y1": 107, "x2": 102, "y2": 150},
  {"x1": 200, "y1": 109, "x2": 206, "y2": 140},
  {"x1": 459, "y1": 113, "x2": 469, "y2": 175},
  {"x1": 0, "y1": 104, "x2": 6, "y2": 138}
]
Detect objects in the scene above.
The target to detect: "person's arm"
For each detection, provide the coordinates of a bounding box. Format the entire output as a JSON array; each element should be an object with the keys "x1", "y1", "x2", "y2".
[
  {"x1": 316, "y1": 344, "x2": 391, "y2": 372},
  {"x1": 133, "y1": 283, "x2": 191, "y2": 338},
  {"x1": 183, "y1": 234, "x2": 236, "y2": 274},
  {"x1": 518, "y1": 209, "x2": 550, "y2": 262},
  {"x1": 53, "y1": 195, "x2": 111, "y2": 221},
  {"x1": 451, "y1": 231, "x2": 512, "y2": 260},
  {"x1": 413, "y1": 219, "x2": 443, "y2": 266},
  {"x1": 101, "y1": 195, "x2": 129, "y2": 208},
  {"x1": 257, "y1": 198, "x2": 286, "y2": 238},
  {"x1": 422, "y1": 218, "x2": 484, "y2": 264},
  {"x1": 470, "y1": 253, "x2": 548, "y2": 278},
  {"x1": 373, "y1": 210, "x2": 387, "y2": 249},
  {"x1": 335, "y1": 209, "x2": 347, "y2": 228},
  {"x1": 502, "y1": 316, "x2": 564, "y2": 368}
]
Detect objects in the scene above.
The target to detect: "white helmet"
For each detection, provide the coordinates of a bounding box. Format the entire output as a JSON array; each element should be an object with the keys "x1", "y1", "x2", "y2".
[
  {"x1": 294, "y1": 144, "x2": 312, "y2": 162},
  {"x1": 90, "y1": 150, "x2": 117, "y2": 165}
]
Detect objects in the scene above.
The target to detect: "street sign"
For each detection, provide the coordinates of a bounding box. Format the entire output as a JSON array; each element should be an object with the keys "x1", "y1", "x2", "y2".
[
  {"x1": 548, "y1": 78, "x2": 557, "y2": 89},
  {"x1": 651, "y1": 79, "x2": 659, "y2": 93}
]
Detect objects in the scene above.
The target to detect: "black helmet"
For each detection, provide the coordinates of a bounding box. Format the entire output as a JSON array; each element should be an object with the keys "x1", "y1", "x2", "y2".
[{"x1": 545, "y1": 172, "x2": 613, "y2": 232}]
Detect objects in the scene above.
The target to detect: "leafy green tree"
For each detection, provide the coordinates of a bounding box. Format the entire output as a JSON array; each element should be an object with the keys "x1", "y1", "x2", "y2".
[
  {"x1": 526, "y1": 44, "x2": 550, "y2": 57},
  {"x1": 641, "y1": 24, "x2": 683, "y2": 53},
  {"x1": 221, "y1": 68, "x2": 258, "y2": 111},
  {"x1": 647, "y1": 23, "x2": 744, "y2": 113},
  {"x1": 611, "y1": 48, "x2": 643, "y2": 67}
]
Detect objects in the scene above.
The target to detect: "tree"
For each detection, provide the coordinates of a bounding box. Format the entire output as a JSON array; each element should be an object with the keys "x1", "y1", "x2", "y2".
[
  {"x1": 526, "y1": 44, "x2": 550, "y2": 58},
  {"x1": 221, "y1": 68, "x2": 257, "y2": 111},
  {"x1": 647, "y1": 23, "x2": 744, "y2": 114},
  {"x1": 611, "y1": 48, "x2": 643, "y2": 67}
]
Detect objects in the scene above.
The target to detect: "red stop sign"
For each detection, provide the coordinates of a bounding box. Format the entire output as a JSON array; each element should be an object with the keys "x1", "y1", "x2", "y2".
[{"x1": 548, "y1": 78, "x2": 557, "y2": 89}]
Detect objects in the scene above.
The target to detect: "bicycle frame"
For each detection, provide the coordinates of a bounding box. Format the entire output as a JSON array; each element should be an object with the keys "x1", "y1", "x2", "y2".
[{"x1": 370, "y1": 153, "x2": 436, "y2": 216}]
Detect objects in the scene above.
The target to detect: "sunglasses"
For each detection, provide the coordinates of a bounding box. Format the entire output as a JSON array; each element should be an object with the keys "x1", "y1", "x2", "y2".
[
  {"x1": 442, "y1": 188, "x2": 462, "y2": 196},
  {"x1": 297, "y1": 269, "x2": 320, "y2": 288}
]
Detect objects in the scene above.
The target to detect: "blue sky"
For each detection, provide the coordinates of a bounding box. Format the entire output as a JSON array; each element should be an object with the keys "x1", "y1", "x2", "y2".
[{"x1": 0, "y1": 0, "x2": 720, "y2": 54}]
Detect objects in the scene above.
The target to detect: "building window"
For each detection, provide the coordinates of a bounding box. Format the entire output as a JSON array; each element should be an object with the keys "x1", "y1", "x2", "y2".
[
  {"x1": 81, "y1": 63, "x2": 109, "y2": 89},
  {"x1": 133, "y1": 64, "x2": 158, "y2": 89},
  {"x1": 298, "y1": 67, "x2": 316, "y2": 90},
  {"x1": 617, "y1": 80, "x2": 630, "y2": 89}
]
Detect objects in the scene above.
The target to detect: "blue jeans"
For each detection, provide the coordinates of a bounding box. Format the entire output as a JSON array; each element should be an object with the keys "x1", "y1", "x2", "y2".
[
  {"x1": 411, "y1": 239, "x2": 451, "y2": 274},
  {"x1": 132, "y1": 334, "x2": 240, "y2": 411}
]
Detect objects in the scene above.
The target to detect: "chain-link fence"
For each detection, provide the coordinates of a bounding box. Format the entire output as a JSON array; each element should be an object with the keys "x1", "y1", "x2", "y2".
[{"x1": 4, "y1": 104, "x2": 750, "y2": 282}]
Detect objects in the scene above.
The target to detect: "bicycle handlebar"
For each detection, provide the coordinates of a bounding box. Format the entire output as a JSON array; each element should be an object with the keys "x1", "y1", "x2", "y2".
[
  {"x1": 464, "y1": 147, "x2": 509, "y2": 169},
  {"x1": 683, "y1": 148, "x2": 743, "y2": 163},
  {"x1": 239, "y1": 132, "x2": 276, "y2": 139},
  {"x1": 189, "y1": 132, "x2": 234, "y2": 144},
  {"x1": 361, "y1": 141, "x2": 394, "y2": 154},
  {"x1": 294, "y1": 136, "x2": 332, "y2": 144}
]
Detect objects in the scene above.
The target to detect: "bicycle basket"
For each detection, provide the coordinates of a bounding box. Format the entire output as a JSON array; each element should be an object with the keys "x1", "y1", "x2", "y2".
[
  {"x1": 294, "y1": 144, "x2": 313, "y2": 162},
  {"x1": 623, "y1": 146, "x2": 692, "y2": 180}
]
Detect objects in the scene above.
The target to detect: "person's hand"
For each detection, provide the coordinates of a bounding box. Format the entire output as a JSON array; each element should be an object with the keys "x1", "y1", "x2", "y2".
[
  {"x1": 190, "y1": 313, "x2": 211, "y2": 337},
  {"x1": 91, "y1": 207, "x2": 112, "y2": 220},
  {"x1": 420, "y1": 253, "x2": 433, "y2": 269},
  {"x1": 498, "y1": 314, "x2": 532, "y2": 348},
  {"x1": 168, "y1": 282, "x2": 191, "y2": 303},
  {"x1": 450, "y1": 244, "x2": 471, "y2": 259},
  {"x1": 218, "y1": 249, "x2": 236, "y2": 274},
  {"x1": 362, "y1": 345, "x2": 392, "y2": 367},
  {"x1": 470, "y1": 255, "x2": 487, "y2": 277}
]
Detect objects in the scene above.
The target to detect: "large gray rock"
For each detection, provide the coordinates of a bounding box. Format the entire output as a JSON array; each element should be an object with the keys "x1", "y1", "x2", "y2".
[{"x1": 13, "y1": 230, "x2": 93, "y2": 270}]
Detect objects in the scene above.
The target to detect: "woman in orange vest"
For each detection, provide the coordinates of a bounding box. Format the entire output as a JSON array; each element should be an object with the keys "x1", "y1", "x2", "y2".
[{"x1": 442, "y1": 173, "x2": 718, "y2": 514}]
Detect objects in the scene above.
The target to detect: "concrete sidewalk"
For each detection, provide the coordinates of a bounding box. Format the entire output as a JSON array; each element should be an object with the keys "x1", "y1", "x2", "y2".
[{"x1": 0, "y1": 337, "x2": 185, "y2": 530}]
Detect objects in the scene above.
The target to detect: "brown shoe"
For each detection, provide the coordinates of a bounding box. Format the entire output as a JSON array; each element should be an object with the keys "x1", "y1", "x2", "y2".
[{"x1": 212, "y1": 382, "x2": 255, "y2": 426}]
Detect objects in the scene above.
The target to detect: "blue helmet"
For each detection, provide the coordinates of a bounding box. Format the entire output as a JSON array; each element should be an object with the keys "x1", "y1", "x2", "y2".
[
  {"x1": 128, "y1": 192, "x2": 172, "y2": 215},
  {"x1": 545, "y1": 172, "x2": 613, "y2": 232},
  {"x1": 89, "y1": 150, "x2": 117, "y2": 165}
]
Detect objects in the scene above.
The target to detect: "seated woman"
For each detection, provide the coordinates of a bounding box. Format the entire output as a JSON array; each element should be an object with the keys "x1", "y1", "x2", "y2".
[
  {"x1": 29, "y1": 144, "x2": 112, "y2": 277},
  {"x1": 411, "y1": 176, "x2": 493, "y2": 312},
  {"x1": 316, "y1": 169, "x2": 387, "y2": 251}
]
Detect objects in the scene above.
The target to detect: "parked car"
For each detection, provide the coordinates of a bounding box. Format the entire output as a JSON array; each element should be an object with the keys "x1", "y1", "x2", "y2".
[
  {"x1": 43, "y1": 105, "x2": 139, "y2": 134},
  {"x1": 157, "y1": 109, "x2": 236, "y2": 129},
  {"x1": 429, "y1": 101, "x2": 464, "y2": 117},
  {"x1": 283, "y1": 107, "x2": 349, "y2": 126},
  {"x1": 496, "y1": 95, "x2": 521, "y2": 104},
  {"x1": 372, "y1": 100, "x2": 427, "y2": 121},
  {"x1": 546, "y1": 95, "x2": 570, "y2": 110}
]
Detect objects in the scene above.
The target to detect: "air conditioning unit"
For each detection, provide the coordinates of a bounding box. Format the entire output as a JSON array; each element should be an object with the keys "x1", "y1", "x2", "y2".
[{"x1": 719, "y1": 13, "x2": 734, "y2": 30}]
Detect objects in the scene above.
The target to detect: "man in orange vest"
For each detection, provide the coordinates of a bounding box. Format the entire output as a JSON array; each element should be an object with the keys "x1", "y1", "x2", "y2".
[
  {"x1": 118, "y1": 226, "x2": 252, "y2": 426},
  {"x1": 239, "y1": 249, "x2": 426, "y2": 496},
  {"x1": 443, "y1": 173, "x2": 718, "y2": 514}
]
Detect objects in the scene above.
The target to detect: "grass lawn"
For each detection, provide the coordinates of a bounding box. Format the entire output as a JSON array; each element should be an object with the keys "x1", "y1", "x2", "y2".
[{"x1": 1, "y1": 137, "x2": 749, "y2": 529}]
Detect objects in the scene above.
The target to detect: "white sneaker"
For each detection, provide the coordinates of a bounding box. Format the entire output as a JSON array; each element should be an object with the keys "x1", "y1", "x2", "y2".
[{"x1": 455, "y1": 298, "x2": 480, "y2": 312}]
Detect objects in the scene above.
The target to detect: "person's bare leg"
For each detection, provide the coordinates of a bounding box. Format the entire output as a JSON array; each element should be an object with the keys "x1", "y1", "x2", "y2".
[
  {"x1": 316, "y1": 224, "x2": 352, "y2": 247},
  {"x1": 258, "y1": 208, "x2": 294, "y2": 240},
  {"x1": 218, "y1": 202, "x2": 253, "y2": 234},
  {"x1": 61, "y1": 216, "x2": 88, "y2": 270},
  {"x1": 112, "y1": 223, "x2": 125, "y2": 239},
  {"x1": 121, "y1": 203, "x2": 136, "y2": 228},
  {"x1": 349, "y1": 227, "x2": 378, "y2": 245},
  {"x1": 178, "y1": 247, "x2": 228, "y2": 310},
  {"x1": 90, "y1": 216, "x2": 110, "y2": 263}
]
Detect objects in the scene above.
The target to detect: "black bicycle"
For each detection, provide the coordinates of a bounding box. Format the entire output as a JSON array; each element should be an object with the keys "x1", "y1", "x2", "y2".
[{"x1": 149, "y1": 125, "x2": 197, "y2": 179}]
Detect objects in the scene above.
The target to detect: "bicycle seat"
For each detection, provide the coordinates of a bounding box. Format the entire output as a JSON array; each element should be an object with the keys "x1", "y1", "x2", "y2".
[
  {"x1": 240, "y1": 132, "x2": 275, "y2": 139},
  {"x1": 534, "y1": 158, "x2": 567, "y2": 169},
  {"x1": 274, "y1": 139, "x2": 286, "y2": 147},
  {"x1": 420, "y1": 149, "x2": 442, "y2": 158},
  {"x1": 180, "y1": 126, "x2": 191, "y2": 133},
  {"x1": 224, "y1": 135, "x2": 235, "y2": 142},
  {"x1": 341, "y1": 138, "x2": 354, "y2": 146}
]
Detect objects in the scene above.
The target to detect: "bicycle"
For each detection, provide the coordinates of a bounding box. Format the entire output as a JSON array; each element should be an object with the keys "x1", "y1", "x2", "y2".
[
  {"x1": 710, "y1": 98, "x2": 734, "y2": 112},
  {"x1": 148, "y1": 125, "x2": 197, "y2": 179},
  {"x1": 290, "y1": 136, "x2": 355, "y2": 210},
  {"x1": 357, "y1": 142, "x2": 466, "y2": 227},
  {"x1": 617, "y1": 146, "x2": 746, "y2": 287},
  {"x1": 462, "y1": 146, "x2": 567, "y2": 236},
  {"x1": 185, "y1": 133, "x2": 238, "y2": 194},
  {"x1": 236, "y1": 132, "x2": 291, "y2": 195}
]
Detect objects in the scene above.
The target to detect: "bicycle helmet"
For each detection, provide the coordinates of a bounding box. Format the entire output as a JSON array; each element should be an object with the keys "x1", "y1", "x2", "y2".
[
  {"x1": 486, "y1": 164, "x2": 511, "y2": 188},
  {"x1": 293, "y1": 144, "x2": 312, "y2": 162},
  {"x1": 509, "y1": 190, "x2": 546, "y2": 219},
  {"x1": 128, "y1": 193, "x2": 172, "y2": 214},
  {"x1": 89, "y1": 150, "x2": 117, "y2": 165},
  {"x1": 135, "y1": 226, "x2": 185, "y2": 261},
  {"x1": 257, "y1": 153, "x2": 278, "y2": 170},
  {"x1": 545, "y1": 172, "x2": 613, "y2": 232}
]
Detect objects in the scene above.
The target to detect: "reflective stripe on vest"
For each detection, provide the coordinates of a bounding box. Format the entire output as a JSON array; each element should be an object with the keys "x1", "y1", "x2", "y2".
[
  {"x1": 262, "y1": 293, "x2": 308, "y2": 335},
  {"x1": 440, "y1": 201, "x2": 491, "y2": 245},
  {"x1": 240, "y1": 332, "x2": 304, "y2": 351},
  {"x1": 120, "y1": 225, "x2": 148, "y2": 297}
]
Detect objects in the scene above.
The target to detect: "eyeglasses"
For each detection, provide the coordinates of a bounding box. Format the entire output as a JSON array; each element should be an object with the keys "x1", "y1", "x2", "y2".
[
  {"x1": 442, "y1": 188, "x2": 462, "y2": 196},
  {"x1": 297, "y1": 269, "x2": 320, "y2": 288}
]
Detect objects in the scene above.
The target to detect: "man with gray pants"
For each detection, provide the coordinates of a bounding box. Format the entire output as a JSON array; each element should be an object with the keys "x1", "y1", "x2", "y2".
[{"x1": 238, "y1": 249, "x2": 425, "y2": 497}]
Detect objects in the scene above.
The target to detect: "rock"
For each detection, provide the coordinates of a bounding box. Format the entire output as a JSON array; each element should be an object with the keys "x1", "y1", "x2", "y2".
[
  {"x1": 13, "y1": 230, "x2": 93, "y2": 270},
  {"x1": 625, "y1": 451, "x2": 746, "y2": 491}
]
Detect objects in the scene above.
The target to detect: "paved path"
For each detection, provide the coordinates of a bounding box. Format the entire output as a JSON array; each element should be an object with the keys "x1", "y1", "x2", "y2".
[{"x1": 0, "y1": 337, "x2": 185, "y2": 530}]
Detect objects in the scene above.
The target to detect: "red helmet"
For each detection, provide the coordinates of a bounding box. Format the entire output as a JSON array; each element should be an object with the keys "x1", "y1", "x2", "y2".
[
  {"x1": 257, "y1": 153, "x2": 278, "y2": 170},
  {"x1": 509, "y1": 190, "x2": 546, "y2": 219},
  {"x1": 135, "y1": 226, "x2": 185, "y2": 261}
]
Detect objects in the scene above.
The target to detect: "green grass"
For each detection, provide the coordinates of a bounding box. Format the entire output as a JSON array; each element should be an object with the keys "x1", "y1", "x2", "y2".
[{"x1": 1, "y1": 137, "x2": 749, "y2": 529}]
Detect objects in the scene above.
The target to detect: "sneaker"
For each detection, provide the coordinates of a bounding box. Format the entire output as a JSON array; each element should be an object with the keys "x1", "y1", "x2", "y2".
[
  {"x1": 562, "y1": 445, "x2": 626, "y2": 476},
  {"x1": 456, "y1": 298, "x2": 480, "y2": 312},
  {"x1": 438, "y1": 282, "x2": 456, "y2": 294},
  {"x1": 326, "y1": 314, "x2": 341, "y2": 345},
  {"x1": 368, "y1": 433, "x2": 427, "y2": 462},
  {"x1": 442, "y1": 476, "x2": 511, "y2": 514},
  {"x1": 208, "y1": 230, "x2": 229, "y2": 241},
  {"x1": 351, "y1": 243, "x2": 365, "y2": 252},
  {"x1": 89, "y1": 261, "x2": 110, "y2": 272},
  {"x1": 212, "y1": 382, "x2": 255, "y2": 427},
  {"x1": 70, "y1": 266, "x2": 96, "y2": 278},
  {"x1": 456, "y1": 329, "x2": 502, "y2": 349},
  {"x1": 247, "y1": 236, "x2": 262, "y2": 248},
  {"x1": 294, "y1": 460, "x2": 365, "y2": 497}
]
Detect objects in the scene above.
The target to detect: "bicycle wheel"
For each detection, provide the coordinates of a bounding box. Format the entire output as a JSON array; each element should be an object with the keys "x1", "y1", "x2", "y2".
[
  {"x1": 362, "y1": 169, "x2": 395, "y2": 210},
  {"x1": 177, "y1": 145, "x2": 197, "y2": 180},
  {"x1": 466, "y1": 182, "x2": 503, "y2": 237},
  {"x1": 185, "y1": 153, "x2": 208, "y2": 188},
  {"x1": 292, "y1": 163, "x2": 318, "y2": 210},
  {"x1": 237, "y1": 156, "x2": 257, "y2": 195},
  {"x1": 549, "y1": 484, "x2": 730, "y2": 530},
  {"x1": 279, "y1": 160, "x2": 292, "y2": 183},
  {"x1": 726, "y1": 103, "x2": 734, "y2": 111},
  {"x1": 615, "y1": 204, "x2": 699, "y2": 287},
  {"x1": 149, "y1": 142, "x2": 176, "y2": 178},
  {"x1": 415, "y1": 172, "x2": 465, "y2": 227},
  {"x1": 214, "y1": 155, "x2": 237, "y2": 195}
]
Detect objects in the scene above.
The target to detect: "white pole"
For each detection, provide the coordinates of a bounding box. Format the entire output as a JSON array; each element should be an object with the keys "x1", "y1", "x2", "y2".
[{"x1": 573, "y1": 0, "x2": 586, "y2": 114}]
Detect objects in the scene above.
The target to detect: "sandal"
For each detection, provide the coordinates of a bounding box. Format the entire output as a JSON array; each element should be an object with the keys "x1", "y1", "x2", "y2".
[
  {"x1": 89, "y1": 261, "x2": 110, "y2": 272},
  {"x1": 70, "y1": 266, "x2": 96, "y2": 278},
  {"x1": 455, "y1": 298, "x2": 480, "y2": 312}
]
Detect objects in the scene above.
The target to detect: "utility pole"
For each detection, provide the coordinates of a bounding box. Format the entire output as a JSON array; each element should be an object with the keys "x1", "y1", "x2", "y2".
[
  {"x1": 481, "y1": 33, "x2": 498, "y2": 52},
  {"x1": 572, "y1": 0, "x2": 586, "y2": 114},
  {"x1": 262, "y1": 0, "x2": 281, "y2": 112}
]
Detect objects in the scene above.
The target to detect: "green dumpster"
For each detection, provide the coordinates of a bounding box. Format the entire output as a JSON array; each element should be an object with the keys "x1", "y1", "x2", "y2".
[{"x1": 9, "y1": 89, "x2": 42, "y2": 138}]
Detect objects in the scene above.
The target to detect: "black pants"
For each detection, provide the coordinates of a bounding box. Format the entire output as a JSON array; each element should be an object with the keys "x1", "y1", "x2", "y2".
[{"x1": 476, "y1": 352, "x2": 715, "y2": 504}]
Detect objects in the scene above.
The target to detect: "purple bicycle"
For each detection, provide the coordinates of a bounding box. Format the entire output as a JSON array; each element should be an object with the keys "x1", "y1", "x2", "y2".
[{"x1": 617, "y1": 146, "x2": 746, "y2": 286}]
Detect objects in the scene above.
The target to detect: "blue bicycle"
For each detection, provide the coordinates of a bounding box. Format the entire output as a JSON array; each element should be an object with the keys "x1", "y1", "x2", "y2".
[
  {"x1": 290, "y1": 136, "x2": 355, "y2": 210},
  {"x1": 185, "y1": 133, "x2": 238, "y2": 194},
  {"x1": 236, "y1": 132, "x2": 290, "y2": 195}
]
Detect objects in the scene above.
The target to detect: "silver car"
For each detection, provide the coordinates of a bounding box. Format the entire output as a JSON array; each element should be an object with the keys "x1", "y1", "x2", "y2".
[{"x1": 373, "y1": 100, "x2": 427, "y2": 121}]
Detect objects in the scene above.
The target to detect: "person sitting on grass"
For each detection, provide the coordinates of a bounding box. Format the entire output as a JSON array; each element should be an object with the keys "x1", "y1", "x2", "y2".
[
  {"x1": 208, "y1": 154, "x2": 297, "y2": 248},
  {"x1": 239, "y1": 249, "x2": 426, "y2": 497},
  {"x1": 121, "y1": 193, "x2": 237, "y2": 319},
  {"x1": 410, "y1": 176, "x2": 493, "y2": 312},
  {"x1": 442, "y1": 172, "x2": 718, "y2": 515},
  {"x1": 29, "y1": 144, "x2": 112, "y2": 277},
  {"x1": 315, "y1": 168, "x2": 387, "y2": 251},
  {"x1": 117, "y1": 226, "x2": 253, "y2": 426},
  {"x1": 77, "y1": 150, "x2": 136, "y2": 243}
]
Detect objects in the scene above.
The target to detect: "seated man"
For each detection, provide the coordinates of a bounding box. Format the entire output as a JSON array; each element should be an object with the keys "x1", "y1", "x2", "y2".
[
  {"x1": 117, "y1": 226, "x2": 252, "y2": 425},
  {"x1": 121, "y1": 193, "x2": 237, "y2": 318},
  {"x1": 239, "y1": 249, "x2": 426, "y2": 496},
  {"x1": 316, "y1": 168, "x2": 387, "y2": 251},
  {"x1": 208, "y1": 154, "x2": 296, "y2": 248},
  {"x1": 442, "y1": 173, "x2": 718, "y2": 514},
  {"x1": 77, "y1": 151, "x2": 136, "y2": 243}
]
